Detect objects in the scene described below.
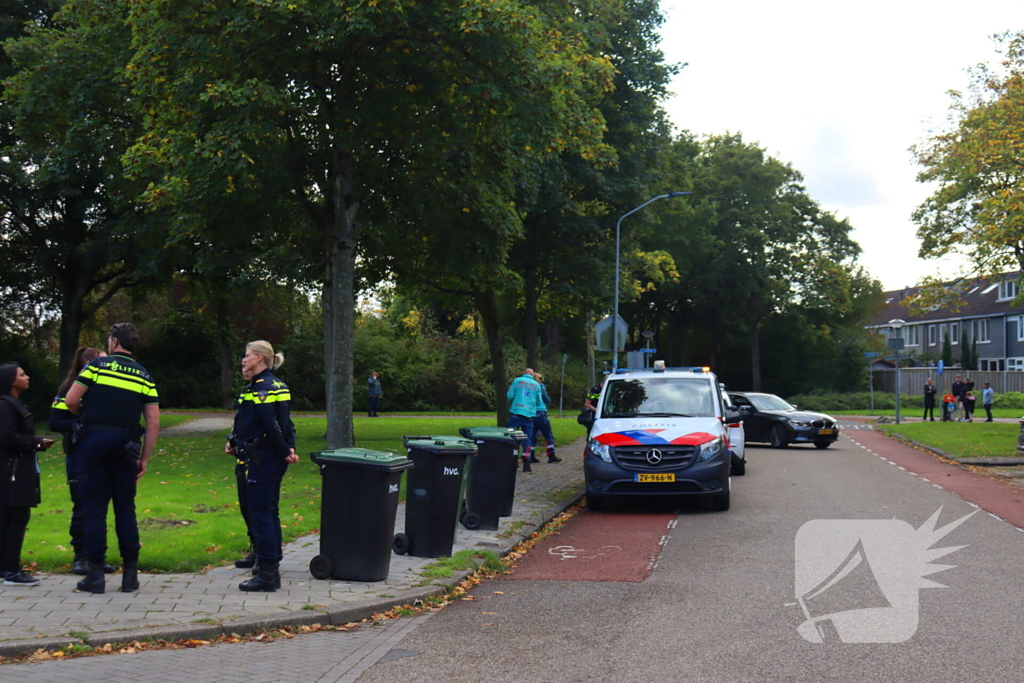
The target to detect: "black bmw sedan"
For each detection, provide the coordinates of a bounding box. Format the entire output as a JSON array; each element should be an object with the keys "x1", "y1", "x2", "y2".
[{"x1": 727, "y1": 392, "x2": 840, "y2": 449}]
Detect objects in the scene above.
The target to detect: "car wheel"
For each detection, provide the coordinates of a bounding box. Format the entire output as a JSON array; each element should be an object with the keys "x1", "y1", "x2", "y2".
[
  {"x1": 731, "y1": 454, "x2": 746, "y2": 476},
  {"x1": 769, "y1": 424, "x2": 789, "y2": 449},
  {"x1": 586, "y1": 495, "x2": 609, "y2": 512},
  {"x1": 711, "y1": 491, "x2": 730, "y2": 512},
  {"x1": 814, "y1": 441, "x2": 831, "y2": 449}
]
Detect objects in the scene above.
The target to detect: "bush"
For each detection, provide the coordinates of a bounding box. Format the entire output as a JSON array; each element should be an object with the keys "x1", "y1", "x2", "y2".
[
  {"x1": 786, "y1": 391, "x2": 919, "y2": 412},
  {"x1": 995, "y1": 391, "x2": 1024, "y2": 409}
]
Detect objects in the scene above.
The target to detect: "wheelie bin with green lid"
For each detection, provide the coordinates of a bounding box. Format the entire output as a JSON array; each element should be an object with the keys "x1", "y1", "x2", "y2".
[
  {"x1": 308, "y1": 448, "x2": 413, "y2": 582},
  {"x1": 393, "y1": 436, "x2": 475, "y2": 558},
  {"x1": 458, "y1": 426, "x2": 527, "y2": 528}
]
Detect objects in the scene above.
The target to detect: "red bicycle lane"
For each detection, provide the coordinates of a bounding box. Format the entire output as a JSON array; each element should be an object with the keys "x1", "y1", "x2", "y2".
[{"x1": 844, "y1": 427, "x2": 1024, "y2": 529}]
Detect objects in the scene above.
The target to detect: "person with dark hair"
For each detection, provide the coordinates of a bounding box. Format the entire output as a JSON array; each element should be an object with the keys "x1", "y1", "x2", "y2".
[
  {"x1": 49, "y1": 347, "x2": 113, "y2": 576},
  {"x1": 0, "y1": 362, "x2": 55, "y2": 585},
  {"x1": 225, "y1": 341, "x2": 297, "y2": 592},
  {"x1": 367, "y1": 371, "x2": 382, "y2": 417},
  {"x1": 923, "y1": 377, "x2": 937, "y2": 422},
  {"x1": 64, "y1": 323, "x2": 160, "y2": 594}
]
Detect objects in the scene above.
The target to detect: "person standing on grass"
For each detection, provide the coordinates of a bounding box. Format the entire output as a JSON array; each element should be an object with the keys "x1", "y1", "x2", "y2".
[
  {"x1": 225, "y1": 341, "x2": 298, "y2": 593},
  {"x1": 49, "y1": 347, "x2": 115, "y2": 576},
  {"x1": 367, "y1": 371, "x2": 382, "y2": 417},
  {"x1": 951, "y1": 374, "x2": 965, "y2": 420},
  {"x1": 982, "y1": 382, "x2": 995, "y2": 422},
  {"x1": 530, "y1": 373, "x2": 560, "y2": 465},
  {"x1": 0, "y1": 362, "x2": 55, "y2": 586},
  {"x1": 65, "y1": 323, "x2": 160, "y2": 594},
  {"x1": 506, "y1": 368, "x2": 541, "y2": 473},
  {"x1": 923, "y1": 377, "x2": 937, "y2": 422},
  {"x1": 963, "y1": 376, "x2": 976, "y2": 422}
]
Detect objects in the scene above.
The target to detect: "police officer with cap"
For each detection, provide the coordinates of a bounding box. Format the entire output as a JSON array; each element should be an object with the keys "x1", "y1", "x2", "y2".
[
  {"x1": 65, "y1": 323, "x2": 160, "y2": 594},
  {"x1": 225, "y1": 340, "x2": 297, "y2": 592}
]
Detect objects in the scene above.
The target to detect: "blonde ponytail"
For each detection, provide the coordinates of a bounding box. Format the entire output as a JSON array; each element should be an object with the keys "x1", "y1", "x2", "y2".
[{"x1": 247, "y1": 341, "x2": 284, "y2": 370}]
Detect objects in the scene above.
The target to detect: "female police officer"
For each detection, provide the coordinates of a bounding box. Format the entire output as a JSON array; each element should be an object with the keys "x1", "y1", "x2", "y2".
[{"x1": 225, "y1": 341, "x2": 297, "y2": 592}]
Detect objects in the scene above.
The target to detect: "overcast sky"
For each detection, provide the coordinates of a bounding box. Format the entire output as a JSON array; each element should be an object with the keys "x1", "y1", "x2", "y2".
[{"x1": 658, "y1": 1, "x2": 1024, "y2": 292}]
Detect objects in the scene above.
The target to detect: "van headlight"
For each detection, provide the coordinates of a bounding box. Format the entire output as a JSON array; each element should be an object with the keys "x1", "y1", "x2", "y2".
[
  {"x1": 588, "y1": 440, "x2": 612, "y2": 462},
  {"x1": 696, "y1": 437, "x2": 723, "y2": 462}
]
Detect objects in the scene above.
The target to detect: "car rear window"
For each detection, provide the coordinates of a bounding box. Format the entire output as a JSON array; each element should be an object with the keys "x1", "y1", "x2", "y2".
[{"x1": 601, "y1": 378, "x2": 716, "y2": 418}]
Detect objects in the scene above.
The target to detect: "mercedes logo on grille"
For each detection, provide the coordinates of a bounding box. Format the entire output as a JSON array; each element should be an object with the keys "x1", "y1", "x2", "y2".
[{"x1": 646, "y1": 448, "x2": 664, "y2": 465}]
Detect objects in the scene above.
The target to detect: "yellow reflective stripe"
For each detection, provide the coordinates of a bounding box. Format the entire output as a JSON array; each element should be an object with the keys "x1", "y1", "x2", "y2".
[
  {"x1": 240, "y1": 392, "x2": 291, "y2": 404},
  {"x1": 52, "y1": 398, "x2": 68, "y2": 409},
  {"x1": 92, "y1": 367, "x2": 157, "y2": 391},
  {"x1": 91, "y1": 373, "x2": 158, "y2": 397}
]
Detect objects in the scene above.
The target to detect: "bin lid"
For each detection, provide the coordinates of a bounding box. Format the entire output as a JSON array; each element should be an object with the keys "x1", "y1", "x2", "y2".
[
  {"x1": 403, "y1": 436, "x2": 477, "y2": 453},
  {"x1": 310, "y1": 448, "x2": 409, "y2": 466},
  {"x1": 458, "y1": 426, "x2": 527, "y2": 442}
]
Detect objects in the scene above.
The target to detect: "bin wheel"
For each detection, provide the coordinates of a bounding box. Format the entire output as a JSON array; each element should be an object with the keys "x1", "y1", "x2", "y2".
[
  {"x1": 309, "y1": 554, "x2": 333, "y2": 580},
  {"x1": 461, "y1": 510, "x2": 481, "y2": 530},
  {"x1": 393, "y1": 533, "x2": 410, "y2": 555}
]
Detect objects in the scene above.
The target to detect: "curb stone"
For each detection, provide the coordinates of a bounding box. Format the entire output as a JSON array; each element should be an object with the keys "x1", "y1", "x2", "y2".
[{"x1": 0, "y1": 484, "x2": 585, "y2": 659}]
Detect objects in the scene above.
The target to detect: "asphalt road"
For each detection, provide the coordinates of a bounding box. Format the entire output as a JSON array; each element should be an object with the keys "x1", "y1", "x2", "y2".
[
  {"x1": 357, "y1": 431, "x2": 1024, "y2": 683},
  {"x1": 6, "y1": 427, "x2": 1024, "y2": 682}
]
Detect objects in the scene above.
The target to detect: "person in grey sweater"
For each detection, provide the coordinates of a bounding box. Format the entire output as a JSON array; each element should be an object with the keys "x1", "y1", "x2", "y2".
[
  {"x1": 367, "y1": 372, "x2": 382, "y2": 417},
  {"x1": 982, "y1": 383, "x2": 995, "y2": 422}
]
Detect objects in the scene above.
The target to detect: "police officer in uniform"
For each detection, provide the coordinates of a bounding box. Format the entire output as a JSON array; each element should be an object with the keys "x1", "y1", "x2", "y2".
[
  {"x1": 225, "y1": 341, "x2": 297, "y2": 592},
  {"x1": 65, "y1": 323, "x2": 160, "y2": 594}
]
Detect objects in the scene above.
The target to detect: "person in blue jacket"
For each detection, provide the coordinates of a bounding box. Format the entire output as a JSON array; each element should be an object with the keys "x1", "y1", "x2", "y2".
[
  {"x1": 49, "y1": 346, "x2": 115, "y2": 576},
  {"x1": 225, "y1": 340, "x2": 298, "y2": 592},
  {"x1": 530, "y1": 373, "x2": 560, "y2": 465},
  {"x1": 506, "y1": 369, "x2": 541, "y2": 473}
]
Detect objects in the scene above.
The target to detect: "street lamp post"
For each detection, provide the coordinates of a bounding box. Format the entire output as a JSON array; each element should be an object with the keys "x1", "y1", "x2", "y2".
[
  {"x1": 889, "y1": 318, "x2": 906, "y2": 424},
  {"x1": 613, "y1": 192, "x2": 693, "y2": 371}
]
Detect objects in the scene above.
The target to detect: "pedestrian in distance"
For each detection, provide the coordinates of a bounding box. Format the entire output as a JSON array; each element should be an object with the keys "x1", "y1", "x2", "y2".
[
  {"x1": 49, "y1": 347, "x2": 116, "y2": 576},
  {"x1": 962, "y1": 376, "x2": 976, "y2": 422},
  {"x1": 530, "y1": 373, "x2": 561, "y2": 465},
  {"x1": 65, "y1": 323, "x2": 160, "y2": 594},
  {"x1": 367, "y1": 371, "x2": 382, "y2": 417},
  {"x1": 225, "y1": 341, "x2": 298, "y2": 593},
  {"x1": 227, "y1": 363, "x2": 259, "y2": 571},
  {"x1": 950, "y1": 374, "x2": 965, "y2": 421},
  {"x1": 941, "y1": 393, "x2": 956, "y2": 422},
  {"x1": 923, "y1": 377, "x2": 937, "y2": 421},
  {"x1": 982, "y1": 382, "x2": 995, "y2": 422},
  {"x1": 0, "y1": 362, "x2": 55, "y2": 586},
  {"x1": 506, "y1": 368, "x2": 541, "y2": 473}
]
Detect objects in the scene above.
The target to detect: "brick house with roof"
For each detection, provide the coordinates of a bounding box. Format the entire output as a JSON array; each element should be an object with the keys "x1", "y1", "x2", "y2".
[{"x1": 868, "y1": 274, "x2": 1024, "y2": 371}]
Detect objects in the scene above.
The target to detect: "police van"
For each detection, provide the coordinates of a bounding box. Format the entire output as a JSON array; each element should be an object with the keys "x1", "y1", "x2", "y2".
[{"x1": 578, "y1": 362, "x2": 742, "y2": 512}]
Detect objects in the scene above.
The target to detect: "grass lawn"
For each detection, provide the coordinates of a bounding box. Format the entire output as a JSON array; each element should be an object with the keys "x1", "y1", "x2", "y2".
[
  {"x1": 876, "y1": 421, "x2": 1020, "y2": 459},
  {"x1": 26, "y1": 415, "x2": 586, "y2": 573}
]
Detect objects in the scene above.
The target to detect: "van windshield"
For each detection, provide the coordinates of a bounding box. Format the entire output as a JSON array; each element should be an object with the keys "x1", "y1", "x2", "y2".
[{"x1": 601, "y1": 378, "x2": 716, "y2": 418}]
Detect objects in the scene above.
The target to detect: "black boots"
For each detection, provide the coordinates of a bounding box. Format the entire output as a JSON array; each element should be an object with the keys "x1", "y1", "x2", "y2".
[
  {"x1": 547, "y1": 454, "x2": 562, "y2": 463},
  {"x1": 234, "y1": 549, "x2": 257, "y2": 569},
  {"x1": 76, "y1": 559, "x2": 106, "y2": 594},
  {"x1": 121, "y1": 561, "x2": 140, "y2": 593},
  {"x1": 240, "y1": 561, "x2": 279, "y2": 592},
  {"x1": 72, "y1": 552, "x2": 115, "y2": 575}
]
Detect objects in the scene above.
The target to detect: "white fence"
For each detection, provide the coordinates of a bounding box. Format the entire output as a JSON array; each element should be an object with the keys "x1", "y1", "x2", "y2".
[{"x1": 872, "y1": 368, "x2": 1024, "y2": 396}]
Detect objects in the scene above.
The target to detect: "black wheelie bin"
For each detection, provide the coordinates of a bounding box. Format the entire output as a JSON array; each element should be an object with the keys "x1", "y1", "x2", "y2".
[
  {"x1": 308, "y1": 448, "x2": 413, "y2": 582},
  {"x1": 393, "y1": 436, "x2": 475, "y2": 558},
  {"x1": 458, "y1": 426, "x2": 527, "y2": 528}
]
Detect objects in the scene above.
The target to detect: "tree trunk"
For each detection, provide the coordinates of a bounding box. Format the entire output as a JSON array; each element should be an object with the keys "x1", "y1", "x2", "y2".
[
  {"x1": 57, "y1": 284, "x2": 86, "y2": 379},
  {"x1": 215, "y1": 296, "x2": 235, "y2": 408},
  {"x1": 475, "y1": 288, "x2": 508, "y2": 426},
  {"x1": 324, "y1": 150, "x2": 356, "y2": 449},
  {"x1": 544, "y1": 316, "x2": 561, "y2": 366},
  {"x1": 749, "y1": 314, "x2": 762, "y2": 392},
  {"x1": 586, "y1": 311, "x2": 595, "y2": 387},
  {"x1": 523, "y1": 277, "x2": 540, "y2": 369}
]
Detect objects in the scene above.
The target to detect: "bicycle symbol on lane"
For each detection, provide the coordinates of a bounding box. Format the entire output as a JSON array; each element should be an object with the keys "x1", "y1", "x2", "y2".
[{"x1": 548, "y1": 545, "x2": 623, "y2": 561}]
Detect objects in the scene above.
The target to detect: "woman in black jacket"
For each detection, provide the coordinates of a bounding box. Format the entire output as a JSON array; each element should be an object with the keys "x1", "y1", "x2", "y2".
[
  {"x1": 0, "y1": 362, "x2": 55, "y2": 585},
  {"x1": 49, "y1": 347, "x2": 109, "y2": 575}
]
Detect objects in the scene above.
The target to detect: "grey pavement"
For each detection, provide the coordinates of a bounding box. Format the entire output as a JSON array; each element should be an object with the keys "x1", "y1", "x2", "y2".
[{"x1": 0, "y1": 428, "x2": 586, "y2": 658}]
